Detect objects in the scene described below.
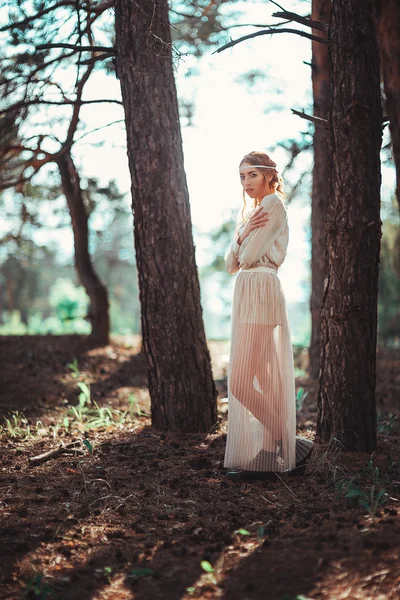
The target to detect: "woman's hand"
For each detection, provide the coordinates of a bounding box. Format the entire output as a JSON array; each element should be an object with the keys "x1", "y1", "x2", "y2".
[{"x1": 238, "y1": 206, "x2": 269, "y2": 245}]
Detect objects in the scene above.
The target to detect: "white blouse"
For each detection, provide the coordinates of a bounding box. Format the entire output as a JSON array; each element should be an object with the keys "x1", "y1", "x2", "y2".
[{"x1": 225, "y1": 193, "x2": 288, "y2": 274}]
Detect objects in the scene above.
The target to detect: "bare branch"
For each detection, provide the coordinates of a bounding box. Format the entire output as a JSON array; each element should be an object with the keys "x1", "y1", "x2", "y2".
[
  {"x1": 75, "y1": 119, "x2": 125, "y2": 144},
  {"x1": 291, "y1": 108, "x2": 328, "y2": 126},
  {"x1": 36, "y1": 43, "x2": 115, "y2": 53},
  {"x1": 0, "y1": 0, "x2": 112, "y2": 32},
  {"x1": 214, "y1": 20, "x2": 292, "y2": 33},
  {"x1": 0, "y1": 143, "x2": 72, "y2": 192},
  {"x1": 272, "y1": 11, "x2": 328, "y2": 33},
  {"x1": 169, "y1": 8, "x2": 203, "y2": 19},
  {"x1": 77, "y1": 52, "x2": 114, "y2": 66},
  {"x1": 1, "y1": 98, "x2": 122, "y2": 116},
  {"x1": 269, "y1": 0, "x2": 286, "y2": 12},
  {"x1": 0, "y1": 0, "x2": 75, "y2": 32},
  {"x1": 29, "y1": 441, "x2": 85, "y2": 466},
  {"x1": 212, "y1": 27, "x2": 329, "y2": 54},
  {"x1": 65, "y1": 62, "x2": 94, "y2": 145}
]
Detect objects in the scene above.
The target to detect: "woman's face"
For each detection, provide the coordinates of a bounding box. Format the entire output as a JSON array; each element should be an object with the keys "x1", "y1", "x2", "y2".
[{"x1": 239, "y1": 163, "x2": 271, "y2": 200}]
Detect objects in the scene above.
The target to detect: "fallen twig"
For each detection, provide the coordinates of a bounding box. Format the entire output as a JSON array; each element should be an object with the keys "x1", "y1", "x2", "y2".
[{"x1": 28, "y1": 440, "x2": 85, "y2": 466}]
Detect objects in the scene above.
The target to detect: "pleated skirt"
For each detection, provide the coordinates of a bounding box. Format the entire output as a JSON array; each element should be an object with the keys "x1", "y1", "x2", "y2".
[{"x1": 223, "y1": 267, "x2": 312, "y2": 473}]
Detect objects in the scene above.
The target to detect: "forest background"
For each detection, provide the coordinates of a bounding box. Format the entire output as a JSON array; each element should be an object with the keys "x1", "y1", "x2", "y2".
[{"x1": 1, "y1": 0, "x2": 398, "y2": 347}]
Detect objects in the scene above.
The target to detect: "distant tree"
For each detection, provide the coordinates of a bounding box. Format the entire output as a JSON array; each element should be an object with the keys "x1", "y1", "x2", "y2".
[
  {"x1": 0, "y1": 0, "x2": 116, "y2": 344},
  {"x1": 0, "y1": 175, "x2": 140, "y2": 335}
]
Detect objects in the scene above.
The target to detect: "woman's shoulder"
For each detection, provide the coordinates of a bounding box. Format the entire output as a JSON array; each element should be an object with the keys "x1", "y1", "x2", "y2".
[{"x1": 261, "y1": 193, "x2": 286, "y2": 212}]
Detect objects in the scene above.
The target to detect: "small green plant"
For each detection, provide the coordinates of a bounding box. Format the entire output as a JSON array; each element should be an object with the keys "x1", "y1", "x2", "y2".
[
  {"x1": 295, "y1": 387, "x2": 308, "y2": 412},
  {"x1": 88, "y1": 402, "x2": 114, "y2": 428},
  {"x1": 67, "y1": 382, "x2": 91, "y2": 424},
  {"x1": 77, "y1": 382, "x2": 91, "y2": 406},
  {"x1": 63, "y1": 416, "x2": 70, "y2": 433},
  {"x1": 200, "y1": 560, "x2": 217, "y2": 584},
  {"x1": 103, "y1": 566, "x2": 112, "y2": 583},
  {"x1": 234, "y1": 528, "x2": 251, "y2": 536},
  {"x1": 294, "y1": 368, "x2": 307, "y2": 378},
  {"x1": 86, "y1": 401, "x2": 128, "y2": 430},
  {"x1": 377, "y1": 411, "x2": 399, "y2": 435},
  {"x1": 83, "y1": 439, "x2": 93, "y2": 454},
  {"x1": 67, "y1": 358, "x2": 80, "y2": 379},
  {"x1": 24, "y1": 573, "x2": 53, "y2": 598},
  {"x1": 128, "y1": 393, "x2": 142, "y2": 418},
  {"x1": 334, "y1": 455, "x2": 388, "y2": 519},
  {"x1": 333, "y1": 465, "x2": 360, "y2": 498},
  {"x1": 345, "y1": 483, "x2": 386, "y2": 518},
  {"x1": 2, "y1": 411, "x2": 32, "y2": 439}
]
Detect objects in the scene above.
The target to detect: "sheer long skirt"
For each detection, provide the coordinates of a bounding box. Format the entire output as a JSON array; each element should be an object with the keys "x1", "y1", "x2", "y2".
[{"x1": 224, "y1": 266, "x2": 312, "y2": 473}]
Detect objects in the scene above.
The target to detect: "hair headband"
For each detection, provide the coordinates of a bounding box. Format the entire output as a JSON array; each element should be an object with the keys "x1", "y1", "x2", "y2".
[{"x1": 239, "y1": 164, "x2": 278, "y2": 171}]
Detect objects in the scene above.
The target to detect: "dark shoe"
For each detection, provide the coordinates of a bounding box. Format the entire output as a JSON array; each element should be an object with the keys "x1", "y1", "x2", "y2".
[{"x1": 226, "y1": 469, "x2": 278, "y2": 482}]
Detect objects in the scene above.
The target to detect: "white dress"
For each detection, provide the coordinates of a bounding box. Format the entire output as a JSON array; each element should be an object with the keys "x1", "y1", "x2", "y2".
[{"x1": 223, "y1": 193, "x2": 313, "y2": 473}]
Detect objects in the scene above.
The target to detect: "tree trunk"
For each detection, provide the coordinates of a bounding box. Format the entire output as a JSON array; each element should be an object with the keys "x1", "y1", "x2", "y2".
[
  {"x1": 317, "y1": 0, "x2": 382, "y2": 451},
  {"x1": 309, "y1": 0, "x2": 331, "y2": 380},
  {"x1": 57, "y1": 151, "x2": 110, "y2": 345},
  {"x1": 114, "y1": 0, "x2": 217, "y2": 432},
  {"x1": 373, "y1": 0, "x2": 400, "y2": 212}
]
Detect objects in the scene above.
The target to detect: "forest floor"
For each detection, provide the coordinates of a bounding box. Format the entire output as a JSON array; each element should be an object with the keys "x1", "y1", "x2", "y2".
[{"x1": 0, "y1": 335, "x2": 400, "y2": 600}]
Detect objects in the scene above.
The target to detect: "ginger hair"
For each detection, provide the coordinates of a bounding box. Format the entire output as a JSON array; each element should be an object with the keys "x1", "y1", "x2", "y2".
[{"x1": 239, "y1": 150, "x2": 286, "y2": 223}]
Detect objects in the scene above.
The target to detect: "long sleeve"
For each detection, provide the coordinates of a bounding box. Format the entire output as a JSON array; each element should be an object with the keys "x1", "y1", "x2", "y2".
[
  {"x1": 238, "y1": 194, "x2": 286, "y2": 269},
  {"x1": 224, "y1": 234, "x2": 241, "y2": 274}
]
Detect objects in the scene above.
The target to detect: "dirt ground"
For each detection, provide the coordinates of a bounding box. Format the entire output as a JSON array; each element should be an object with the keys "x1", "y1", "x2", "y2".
[{"x1": 0, "y1": 335, "x2": 399, "y2": 600}]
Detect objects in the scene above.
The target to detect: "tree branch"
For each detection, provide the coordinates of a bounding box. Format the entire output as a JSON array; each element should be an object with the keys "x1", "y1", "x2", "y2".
[
  {"x1": 213, "y1": 27, "x2": 329, "y2": 54},
  {"x1": 1, "y1": 0, "x2": 112, "y2": 32},
  {"x1": 77, "y1": 52, "x2": 115, "y2": 66},
  {"x1": 36, "y1": 43, "x2": 116, "y2": 53},
  {"x1": 0, "y1": 0, "x2": 75, "y2": 32},
  {"x1": 291, "y1": 108, "x2": 328, "y2": 126},
  {"x1": 269, "y1": 0, "x2": 286, "y2": 11},
  {"x1": 214, "y1": 20, "x2": 292, "y2": 33},
  {"x1": 65, "y1": 62, "x2": 94, "y2": 145},
  {"x1": 0, "y1": 143, "x2": 73, "y2": 192},
  {"x1": 1, "y1": 98, "x2": 122, "y2": 116},
  {"x1": 75, "y1": 119, "x2": 125, "y2": 144},
  {"x1": 272, "y1": 11, "x2": 328, "y2": 33},
  {"x1": 28, "y1": 441, "x2": 85, "y2": 466}
]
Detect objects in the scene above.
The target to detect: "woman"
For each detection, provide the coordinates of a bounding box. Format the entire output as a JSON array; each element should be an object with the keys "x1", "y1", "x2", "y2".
[{"x1": 223, "y1": 150, "x2": 313, "y2": 481}]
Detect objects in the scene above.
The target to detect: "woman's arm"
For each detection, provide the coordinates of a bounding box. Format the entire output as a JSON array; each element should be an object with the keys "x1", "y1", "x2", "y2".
[
  {"x1": 224, "y1": 233, "x2": 241, "y2": 274},
  {"x1": 238, "y1": 194, "x2": 286, "y2": 269}
]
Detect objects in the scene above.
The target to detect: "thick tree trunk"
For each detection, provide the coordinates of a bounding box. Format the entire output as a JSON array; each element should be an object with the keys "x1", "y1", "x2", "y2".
[
  {"x1": 57, "y1": 151, "x2": 110, "y2": 345},
  {"x1": 317, "y1": 0, "x2": 382, "y2": 451},
  {"x1": 373, "y1": 0, "x2": 400, "y2": 212},
  {"x1": 309, "y1": 0, "x2": 331, "y2": 380},
  {"x1": 114, "y1": 0, "x2": 217, "y2": 432}
]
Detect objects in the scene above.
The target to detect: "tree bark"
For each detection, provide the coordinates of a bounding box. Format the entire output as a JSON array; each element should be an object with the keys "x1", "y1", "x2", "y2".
[
  {"x1": 57, "y1": 150, "x2": 110, "y2": 345},
  {"x1": 317, "y1": 0, "x2": 382, "y2": 451},
  {"x1": 114, "y1": 0, "x2": 217, "y2": 432},
  {"x1": 373, "y1": 0, "x2": 400, "y2": 212},
  {"x1": 309, "y1": 0, "x2": 331, "y2": 380}
]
